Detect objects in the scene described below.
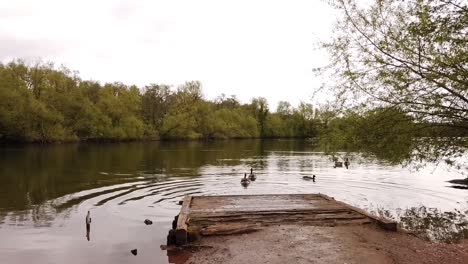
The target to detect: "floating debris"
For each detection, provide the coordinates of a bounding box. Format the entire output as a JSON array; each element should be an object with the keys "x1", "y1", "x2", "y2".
[{"x1": 131, "y1": 249, "x2": 137, "y2": 256}]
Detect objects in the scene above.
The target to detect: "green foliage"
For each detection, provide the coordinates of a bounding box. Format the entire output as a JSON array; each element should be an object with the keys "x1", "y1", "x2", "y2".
[
  {"x1": 318, "y1": 107, "x2": 416, "y2": 164},
  {"x1": 264, "y1": 102, "x2": 318, "y2": 138},
  {"x1": 317, "y1": 0, "x2": 468, "y2": 162},
  {"x1": 249, "y1": 97, "x2": 269, "y2": 137},
  {"x1": 2, "y1": 58, "x2": 461, "y2": 152},
  {"x1": 0, "y1": 60, "x2": 324, "y2": 142},
  {"x1": 142, "y1": 84, "x2": 171, "y2": 130},
  {"x1": 0, "y1": 61, "x2": 144, "y2": 142},
  {"x1": 264, "y1": 114, "x2": 292, "y2": 137},
  {"x1": 206, "y1": 109, "x2": 259, "y2": 139},
  {"x1": 321, "y1": 0, "x2": 467, "y2": 131}
]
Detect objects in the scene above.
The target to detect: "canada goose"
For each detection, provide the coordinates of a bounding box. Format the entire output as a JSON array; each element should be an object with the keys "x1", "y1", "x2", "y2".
[
  {"x1": 302, "y1": 175, "x2": 316, "y2": 181},
  {"x1": 344, "y1": 158, "x2": 350, "y2": 169},
  {"x1": 241, "y1": 173, "x2": 251, "y2": 186},
  {"x1": 86, "y1": 211, "x2": 91, "y2": 225},
  {"x1": 248, "y1": 168, "x2": 256, "y2": 181}
]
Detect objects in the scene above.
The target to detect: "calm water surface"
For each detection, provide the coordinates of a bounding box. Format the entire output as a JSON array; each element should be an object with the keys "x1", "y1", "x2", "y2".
[{"x1": 0, "y1": 140, "x2": 467, "y2": 263}]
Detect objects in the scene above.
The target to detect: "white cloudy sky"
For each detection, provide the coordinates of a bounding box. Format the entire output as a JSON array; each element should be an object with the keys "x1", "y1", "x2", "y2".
[{"x1": 0, "y1": 0, "x2": 339, "y2": 109}]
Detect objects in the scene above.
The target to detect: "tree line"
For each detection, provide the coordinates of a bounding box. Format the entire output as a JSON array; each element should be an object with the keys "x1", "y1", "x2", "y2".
[
  {"x1": 1, "y1": 58, "x2": 465, "y2": 164},
  {"x1": 0, "y1": 60, "x2": 322, "y2": 143}
]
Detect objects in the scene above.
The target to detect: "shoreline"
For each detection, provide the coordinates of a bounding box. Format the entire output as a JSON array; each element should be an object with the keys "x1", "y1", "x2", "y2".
[
  {"x1": 174, "y1": 224, "x2": 468, "y2": 264},
  {"x1": 0, "y1": 136, "x2": 312, "y2": 146}
]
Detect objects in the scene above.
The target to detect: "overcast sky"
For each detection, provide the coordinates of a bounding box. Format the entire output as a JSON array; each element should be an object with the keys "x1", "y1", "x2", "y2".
[{"x1": 0, "y1": 0, "x2": 338, "y2": 109}]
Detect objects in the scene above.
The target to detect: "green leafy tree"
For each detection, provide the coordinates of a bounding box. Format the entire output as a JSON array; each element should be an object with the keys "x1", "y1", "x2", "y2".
[
  {"x1": 276, "y1": 101, "x2": 293, "y2": 117},
  {"x1": 214, "y1": 94, "x2": 240, "y2": 110},
  {"x1": 321, "y1": 0, "x2": 467, "y2": 130},
  {"x1": 319, "y1": 107, "x2": 415, "y2": 164},
  {"x1": 159, "y1": 81, "x2": 203, "y2": 139},
  {"x1": 264, "y1": 113, "x2": 292, "y2": 138},
  {"x1": 141, "y1": 84, "x2": 172, "y2": 130},
  {"x1": 250, "y1": 97, "x2": 269, "y2": 137},
  {"x1": 0, "y1": 60, "x2": 335, "y2": 142}
]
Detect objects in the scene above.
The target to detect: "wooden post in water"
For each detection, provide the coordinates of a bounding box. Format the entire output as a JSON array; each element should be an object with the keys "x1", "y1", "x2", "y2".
[{"x1": 175, "y1": 196, "x2": 192, "y2": 245}]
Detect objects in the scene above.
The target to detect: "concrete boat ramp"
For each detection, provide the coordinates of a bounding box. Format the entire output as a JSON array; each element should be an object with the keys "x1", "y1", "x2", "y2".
[{"x1": 168, "y1": 193, "x2": 396, "y2": 246}]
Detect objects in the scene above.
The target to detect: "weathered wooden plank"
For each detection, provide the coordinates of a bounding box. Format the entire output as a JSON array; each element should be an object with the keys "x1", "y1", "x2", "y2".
[
  {"x1": 191, "y1": 213, "x2": 368, "y2": 225},
  {"x1": 191, "y1": 210, "x2": 363, "y2": 218},
  {"x1": 175, "y1": 195, "x2": 193, "y2": 245},
  {"x1": 191, "y1": 194, "x2": 324, "y2": 199},
  {"x1": 190, "y1": 202, "x2": 338, "y2": 211},
  {"x1": 190, "y1": 194, "x2": 325, "y2": 202},
  {"x1": 190, "y1": 201, "x2": 339, "y2": 213},
  {"x1": 190, "y1": 206, "x2": 349, "y2": 214},
  {"x1": 189, "y1": 194, "x2": 328, "y2": 210},
  {"x1": 199, "y1": 218, "x2": 373, "y2": 236}
]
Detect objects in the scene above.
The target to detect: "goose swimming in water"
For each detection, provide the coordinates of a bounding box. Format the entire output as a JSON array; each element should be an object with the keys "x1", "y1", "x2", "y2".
[
  {"x1": 302, "y1": 175, "x2": 316, "y2": 181},
  {"x1": 344, "y1": 158, "x2": 350, "y2": 169},
  {"x1": 248, "y1": 168, "x2": 256, "y2": 181},
  {"x1": 241, "y1": 173, "x2": 251, "y2": 187}
]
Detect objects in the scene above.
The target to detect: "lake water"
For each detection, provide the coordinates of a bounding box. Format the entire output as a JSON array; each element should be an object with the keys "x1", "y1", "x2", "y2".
[{"x1": 0, "y1": 140, "x2": 467, "y2": 263}]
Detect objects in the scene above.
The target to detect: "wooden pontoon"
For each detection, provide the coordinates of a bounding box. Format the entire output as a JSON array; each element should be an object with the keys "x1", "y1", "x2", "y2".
[{"x1": 169, "y1": 193, "x2": 397, "y2": 246}]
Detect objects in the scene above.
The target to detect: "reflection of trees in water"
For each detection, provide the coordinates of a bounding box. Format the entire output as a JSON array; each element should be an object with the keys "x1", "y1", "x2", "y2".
[
  {"x1": 374, "y1": 206, "x2": 468, "y2": 243},
  {"x1": 2, "y1": 203, "x2": 57, "y2": 228},
  {"x1": 320, "y1": 134, "x2": 467, "y2": 176},
  {"x1": 0, "y1": 141, "x2": 252, "y2": 210},
  {"x1": 319, "y1": 135, "x2": 413, "y2": 166},
  {"x1": 316, "y1": 107, "x2": 467, "y2": 170},
  {"x1": 410, "y1": 139, "x2": 468, "y2": 179},
  {"x1": 298, "y1": 158, "x2": 313, "y2": 172},
  {"x1": 0, "y1": 211, "x2": 6, "y2": 226},
  {"x1": 276, "y1": 156, "x2": 290, "y2": 172},
  {"x1": 0, "y1": 140, "x2": 298, "y2": 224},
  {"x1": 2, "y1": 139, "x2": 466, "y2": 233}
]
